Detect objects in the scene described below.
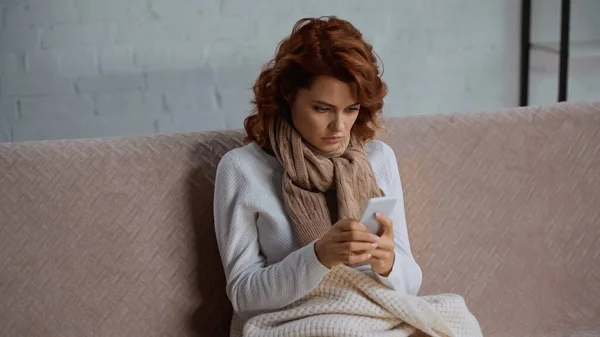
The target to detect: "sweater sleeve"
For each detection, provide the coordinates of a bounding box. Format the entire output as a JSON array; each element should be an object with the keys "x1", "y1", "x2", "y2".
[
  {"x1": 373, "y1": 145, "x2": 423, "y2": 295},
  {"x1": 213, "y1": 154, "x2": 331, "y2": 321}
]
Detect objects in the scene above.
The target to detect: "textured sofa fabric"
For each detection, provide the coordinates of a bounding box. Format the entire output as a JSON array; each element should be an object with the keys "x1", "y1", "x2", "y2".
[{"x1": 1, "y1": 101, "x2": 599, "y2": 336}]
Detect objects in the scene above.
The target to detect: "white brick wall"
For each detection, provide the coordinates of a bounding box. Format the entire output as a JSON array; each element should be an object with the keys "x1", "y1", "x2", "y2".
[
  {"x1": 42, "y1": 23, "x2": 114, "y2": 49},
  {"x1": 5, "y1": 74, "x2": 75, "y2": 96},
  {"x1": 1, "y1": 53, "x2": 23, "y2": 76},
  {"x1": 95, "y1": 92, "x2": 163, "y2": 116},
  {"x1": 5, "y1": 0, "x2": 79, "y2": 26},
  {"x1": 75, "y1": 0, "x2": 153, "y2": 22},
  {"x1": 25, "y1": 51, "x2": 59, "y2": 74},
  {"x1": 0, "y1": 99, "x2": 16, "y2": 142},
  {"x1": 76, "y1": 73, "x2": 146, "y2": 94},
  {"x1": 19, "y1": 94, "x2": 95, "y2": 120},
  {"x1": 99, "y1": 47, "x2": 135, "y2": 73},
  {"x1": 0, "y1": 25, "x2": 40, "y2": 53},
  {"x1": 0, "y1": 0, "x2": 599, "y2": 142},
  {"x1": 12, "y1": 115, "x2": 156, "y2": 142}
]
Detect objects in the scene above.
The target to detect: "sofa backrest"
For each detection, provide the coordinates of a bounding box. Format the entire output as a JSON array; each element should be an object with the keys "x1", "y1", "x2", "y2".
[
  {"x1": 0, "y1": 131, "x2": 245, "y2": 337},
  {"x1": 1, "y1": 101, "x2": 599, "y2": 336},
  {"x1": 377, "y1": 101, "x2": 600, "y2": 336}
]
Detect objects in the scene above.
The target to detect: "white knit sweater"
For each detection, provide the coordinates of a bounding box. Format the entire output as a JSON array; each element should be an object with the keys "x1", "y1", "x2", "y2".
[{"x1": 213, "y1": 140, "x2": 422, "y2": 322}]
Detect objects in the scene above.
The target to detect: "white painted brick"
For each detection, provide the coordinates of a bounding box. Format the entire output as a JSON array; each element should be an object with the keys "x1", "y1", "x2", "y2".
[
  {"x1": 254, "y1": 16, "x2": 297, "y2": 43},
  {"x1": 148, "y1": 0, "x2": 219, "y2": 20},
  {"x1": 42, "y1": 23, "x2": 114, "y2": 49},
  {"x1": 163, "y1": 88, "x2": 215, "y2": 114},
  {"x1": 567, "y1": 76, "x2": 600, "y2": 101},
  {"x1": 0, "y1": 99, "x2": 17, "y2": 125},
  {"x1": 156, "y1": 110, "x2": 225, "y2": 134},
  {"x1": 292, "y1": 0, "x2": 352, "y2": 15},
  {"x1": 331, "y1": 12, "x2": 393, "y2": 51},
  {"x1": 116, "y1": 18, "x2": 254, "y2": 48},
  {"x1": 530, "y1": 72, "x2": 600, "y2": 106},
  {"x1": 75, "y1": 0, "x2": 153, "y2": 22},
  {"x1": 220, "y1": 0, "x2": 293, "y2": 17},
  {"x1": 3, "y1": 74, "x2": 75, "y2": 96},
  {"x1": 0, "y1": 25, "x2": 40, "y2": 53},
  {"x1": 1, "y1": 53, "x2": 24, "y2": 77},
  {"x1": 214, "y1": 67, "x2": 256, "y2": 126},
  {"x1": 162, "y1": 49, "x2": 206, "y2": 70},
  {"x1": 224, "y1": 115, "x2": 246, "y2": 131},
  {"x1": 57, "y1": 49, "x2": 99, "y2": 76},
  {"x1": 233, "y1": 40, "x2": 279, "y2": 66},
  {"x1": 0, "y1": 98, "x2": 17, "y2": 142},
  {"x1": 215, "y1": 66, "x2": 259, "y2": 93},
  {"x1": 8, "y1": 0, "x2": 597, "y2": 142},
  {"x1": 76, "y1": 73, "x2": 145, "y2": 94},
  {"x1": 19, "y1": 94, "x2": 95, "y2": 120},
  {"x1": 99, "y1": 47, "x2": 136, "y2": 74},
  {"x1": 219, "y1": 85, "x2": 254, "y2": 126},
  {"x1": 146, "y1": 68, "x2": 215, "y2": 94},
  {"x1": 95, "y1": 92, "x2": 164, "y2": 116},
  {"x1": 254, "y1": 17, "x2": 296, "y2": 45},
  {"x1": 25, "y1": 52, "x2": 59, "y2": 74},
  {"x1": 205, "y1": 17, "x2": 258, "y2": 42},
  {"x1": 5, "y1": 0, "x2": 79, "y2": 25},
  {"x1": 205, "y1": 42, "x2": 244, "y2": 67},
  {"x1": 134, "y1": 46, "x2": 205, "y2": 71},
  {"x1": 462, "y1": 73, "x2": 508, "y2": 111},
  {"x1": 134, "y1": 47, "x2": 170, "y2": 71},
  {"x1": 115, "y1": 23, "x2": 194, "y2": 47},
  {"x1": 12, "y1": 115, "x2": 156, "y2": 142},
  {"x1": 146, "y1": 68, "x2": 215, "y2": 114},
  {"x1": 0, "y1": 127, "x2": 11, "y2": 142}
]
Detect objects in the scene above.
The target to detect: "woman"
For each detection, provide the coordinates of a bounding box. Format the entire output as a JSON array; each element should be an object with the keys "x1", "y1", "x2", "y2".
[{"x1": 213, "y1": 16, "x2": 422, "y2": 333}]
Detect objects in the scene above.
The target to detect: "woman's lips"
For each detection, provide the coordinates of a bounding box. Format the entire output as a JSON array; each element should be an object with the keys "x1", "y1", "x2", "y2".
[{"x1": 322, "y1": 137, "x2": 342, "y2": 144}]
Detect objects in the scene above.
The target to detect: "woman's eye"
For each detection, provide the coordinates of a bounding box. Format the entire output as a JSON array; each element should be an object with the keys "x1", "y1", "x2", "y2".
[
  {"x1": 346, "y1": 107, "x2": 360, "y2": 113},
  {"x1": 314, "y1": 106, "x2": 329, "y2": 112}
]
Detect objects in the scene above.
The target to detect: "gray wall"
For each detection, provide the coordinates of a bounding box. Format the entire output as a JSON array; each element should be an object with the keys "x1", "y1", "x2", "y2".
[{"x1": 0, "y1": 0, "x2": 598, "y2": 142}]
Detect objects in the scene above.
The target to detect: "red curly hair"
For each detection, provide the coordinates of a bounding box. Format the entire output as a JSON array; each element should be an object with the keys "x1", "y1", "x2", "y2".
[{"x1": 244, "y1": 16, "x2": 387, "y2": 147}]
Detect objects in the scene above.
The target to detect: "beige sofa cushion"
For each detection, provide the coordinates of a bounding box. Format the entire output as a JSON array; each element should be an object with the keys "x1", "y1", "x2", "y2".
[
  {"x1": 1, "y1": 101, "x2": 599, "y2": 336},
  {"x1": 378, "y1": 101, "x2": 600, "y2": 336}
]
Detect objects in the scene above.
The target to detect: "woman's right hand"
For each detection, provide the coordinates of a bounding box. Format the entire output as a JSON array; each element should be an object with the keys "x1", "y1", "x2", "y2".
[{"x1": 314, "y1": 219, "x2": 380, "y2": 269}]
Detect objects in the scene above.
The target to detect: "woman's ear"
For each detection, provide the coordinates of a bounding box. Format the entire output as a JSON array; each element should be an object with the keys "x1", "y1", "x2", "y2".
[{"x1": 282, "y1": 90, "x2": 293, "y2": 106}]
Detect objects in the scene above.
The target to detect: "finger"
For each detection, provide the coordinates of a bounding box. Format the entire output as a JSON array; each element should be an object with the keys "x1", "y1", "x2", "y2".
[
  {"x1": 366, "y1": 256, "x2": 388, "y2": 271},
  {"x1": 346, "y1": 252, "x2": 372, "y2": 265},
  {"x1": 369, "y1": 237, "x2": 394, "y2": 250},
  {"x1": 368, "y1": 248, "x2": 394, "y2": 261},
  {"x1": 374, "y1": 213, "x2": 393, "y2": 235},
  {"x1": 338, "y1": 241, "x2": 378, "y2": 253},
  {"x1": 338, "y1": 220, "x2": 367, "y2": 232},
  {"x1": 334, "y1": 231, "x2": 379, "y2": 243}
]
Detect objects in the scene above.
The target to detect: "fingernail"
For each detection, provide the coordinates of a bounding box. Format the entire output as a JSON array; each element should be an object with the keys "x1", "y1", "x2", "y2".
[
  {"x1": 372, "y1": 243, "x2": 378, "y2": 248},
  {"x1": 375, "y1": 212, "x2": 381, "y2": 217},
  {"x1": 374, "y1": 236, "x2": 380, "y2": 241},
  {"x1": 366, "y1": 254, "x2": 372, "y2": 258}
]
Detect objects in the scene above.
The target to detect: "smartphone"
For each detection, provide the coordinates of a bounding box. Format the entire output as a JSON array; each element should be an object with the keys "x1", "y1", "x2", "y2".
[{"x1": 359, "y1": 197, "x2": 399, "y2": 234}]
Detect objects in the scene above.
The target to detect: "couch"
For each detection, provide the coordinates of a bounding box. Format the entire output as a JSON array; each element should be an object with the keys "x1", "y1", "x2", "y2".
[{"x1": 1, "y1": 101, "x2": 599, "y2": 336}]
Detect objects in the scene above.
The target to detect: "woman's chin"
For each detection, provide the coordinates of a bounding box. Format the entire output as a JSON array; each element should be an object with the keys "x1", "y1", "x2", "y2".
[
  {"x1": 304, "y1": 138, "x2": 343, "y2": 152},
  {"x1": 316, "y1": 142, "x2": 342, "y2": 152}
]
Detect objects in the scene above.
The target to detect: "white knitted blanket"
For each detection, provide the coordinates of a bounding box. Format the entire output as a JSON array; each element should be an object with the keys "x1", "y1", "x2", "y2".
[{"x1": 242, "y1": 266, "x2": 482, "y2": 337}]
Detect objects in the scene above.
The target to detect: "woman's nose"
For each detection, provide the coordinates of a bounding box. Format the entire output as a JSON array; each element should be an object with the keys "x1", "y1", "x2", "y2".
[{"x1": 329, "y1": 115, "x2": 344, "y2": 132}]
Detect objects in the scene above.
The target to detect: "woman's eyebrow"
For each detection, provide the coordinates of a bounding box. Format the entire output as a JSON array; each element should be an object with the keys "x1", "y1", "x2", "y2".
[{"x1": 312, "y1": 100, "x2": 360, "y2": 108}]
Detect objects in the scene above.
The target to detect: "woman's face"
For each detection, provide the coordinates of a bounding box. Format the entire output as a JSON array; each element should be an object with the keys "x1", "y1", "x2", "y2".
[{"x1": 290, "y1": 75, "x2": 360, "y2": 152}]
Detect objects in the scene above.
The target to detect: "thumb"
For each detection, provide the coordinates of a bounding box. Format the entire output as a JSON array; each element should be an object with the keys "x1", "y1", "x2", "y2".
[{"x1": 375, "y1": 213, "x2": 393, "y2": 236}]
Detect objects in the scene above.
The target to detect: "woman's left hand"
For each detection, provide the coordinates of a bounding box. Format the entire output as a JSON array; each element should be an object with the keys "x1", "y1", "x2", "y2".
[{"x1": 367, "y1": 213, "x2": 395, "y2": 276}]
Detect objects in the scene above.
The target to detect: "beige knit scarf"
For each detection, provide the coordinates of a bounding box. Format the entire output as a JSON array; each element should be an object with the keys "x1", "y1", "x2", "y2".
[{"x1": 269, "y1": 116, "x2": 384, "y2": 247}]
